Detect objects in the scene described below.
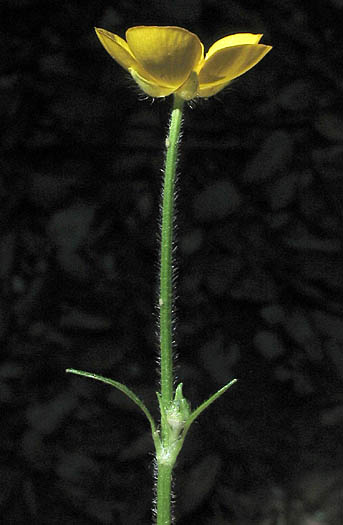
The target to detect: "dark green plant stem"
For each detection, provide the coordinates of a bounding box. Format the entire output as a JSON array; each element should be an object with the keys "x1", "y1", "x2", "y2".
[
  {"x1": 159, "y1": 94, "x2": 184, "y2": 423},
  {"x1": 156, "y1": 462, "x2": 173, "y2": 525},
  {"x1": 157, "y1": 94, "x2": 184, "y2": 525}
]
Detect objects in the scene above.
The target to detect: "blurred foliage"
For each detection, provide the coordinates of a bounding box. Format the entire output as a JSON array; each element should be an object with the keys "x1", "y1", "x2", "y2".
[{"x1": 1, "y1": 0, "x2": 343, "y2": 523}]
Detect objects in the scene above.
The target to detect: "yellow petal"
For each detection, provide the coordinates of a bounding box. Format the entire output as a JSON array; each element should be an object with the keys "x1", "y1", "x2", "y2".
[
  {"x1": 126, "y1": 26, "x2": 204, "y2": 88},
  {"x1": 95, "y1": 28, "x2": 138, "y2": 69},
  {"x1": 198, "y1": 80, "x2": 232, "y2": 98},
  {"x1": 198, "y1": 44, "x2": 272, "y2": 85},
  {"x1": 206, "y1": 33, "x2": 263, "y2": 60},
  {"x1": 95, "y1": 27, "x2": 156, "y2": 82},
  {"x1": 129, "y1": 69, "x2": 176, "y2": 98}
]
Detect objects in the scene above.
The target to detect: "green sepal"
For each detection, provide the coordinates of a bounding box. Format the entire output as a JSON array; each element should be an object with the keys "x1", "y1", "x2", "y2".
[{"x1": 66, "y1": 368, "x2": 160, "y2": 450}]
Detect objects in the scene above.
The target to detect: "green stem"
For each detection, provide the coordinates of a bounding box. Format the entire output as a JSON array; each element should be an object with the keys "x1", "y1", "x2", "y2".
[
  {"x1": 156, "y1": 463, "x2": 173, "y2": 525},
  {"x1": 159, "y1": 94, "x2": 184, "y2": 417},
  {"x1": 157, "y1": 94, "x2": 184, "y2": 525}
]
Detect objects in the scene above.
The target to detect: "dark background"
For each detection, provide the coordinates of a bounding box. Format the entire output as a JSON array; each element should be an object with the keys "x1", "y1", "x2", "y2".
[{"x1": 1, "y1": 0, "x2": 343, "y2": 523}]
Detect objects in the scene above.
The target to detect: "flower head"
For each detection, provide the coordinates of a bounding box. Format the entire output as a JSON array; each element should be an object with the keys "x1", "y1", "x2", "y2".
[{"x1": 95, "y1": 26, "x2": 272, "y2": 100}]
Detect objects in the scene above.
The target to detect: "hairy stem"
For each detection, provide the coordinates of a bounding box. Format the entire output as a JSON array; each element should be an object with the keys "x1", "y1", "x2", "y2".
[
  {"x1": 157, "y1": 94, "x2": 184, "y2": 525},
  {"x1": 156, "y1": 462, "x2": 173, "y2": 525},
  {"x1": 159, "y1": 94, "x2": 184, "y2": 418}
]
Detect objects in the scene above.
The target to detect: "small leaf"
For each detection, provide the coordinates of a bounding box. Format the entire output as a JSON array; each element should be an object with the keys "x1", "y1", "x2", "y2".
[
  {"x1": 66, "y1": 368, "x2": 157, "y2": 438},
  {"x1": 183, "y1": 379, "x2": 237, "y2": 437},
  {"x1": 173, "y1": 383, "x2": 191, "y2": 419}
]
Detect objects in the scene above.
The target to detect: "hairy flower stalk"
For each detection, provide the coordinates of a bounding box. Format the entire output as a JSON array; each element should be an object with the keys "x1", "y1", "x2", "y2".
[
  {"x1": 156, "y1": 94, "x2": 184, "y2": 524},
  {"x1": 159, "y1": 94, "x2": 184, "y2": 422},
  {"x1": 66, "y1": 25, "x2": 271, "y2": 525}
]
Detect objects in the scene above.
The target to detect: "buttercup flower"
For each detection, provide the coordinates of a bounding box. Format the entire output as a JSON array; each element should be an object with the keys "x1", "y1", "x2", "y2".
[{"x1": 95, "y1": 26, "x2": 272, "y2": 99}]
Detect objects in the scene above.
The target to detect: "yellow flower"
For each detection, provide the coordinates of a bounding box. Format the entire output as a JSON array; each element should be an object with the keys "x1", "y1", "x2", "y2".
[{"x1": 95, "y1": 26, "x2": 272, "y2": 100}]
